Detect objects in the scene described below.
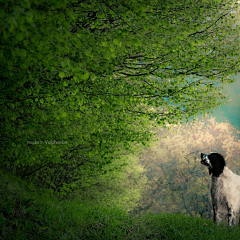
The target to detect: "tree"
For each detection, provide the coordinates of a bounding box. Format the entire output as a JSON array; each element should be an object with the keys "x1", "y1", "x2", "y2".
[
  {"x1": 131, "y1": 116, "x2": 240, "y2": 218},
  {"x1": 74, "y1": 153, "x2": 149, "y2": 212},
  {"x1": 0, "y1": 0, "x2": 239, "y2": 199}
]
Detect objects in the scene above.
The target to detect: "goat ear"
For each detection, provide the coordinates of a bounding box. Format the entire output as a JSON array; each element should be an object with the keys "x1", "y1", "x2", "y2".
[{"x1": 208, "y1": 167, "x2": 212, "y2": 175}]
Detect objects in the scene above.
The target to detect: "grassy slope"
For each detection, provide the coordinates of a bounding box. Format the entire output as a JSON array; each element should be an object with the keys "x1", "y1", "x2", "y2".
[{"x1": 1, "y1": 170, "x2": 240, "y2": 240}]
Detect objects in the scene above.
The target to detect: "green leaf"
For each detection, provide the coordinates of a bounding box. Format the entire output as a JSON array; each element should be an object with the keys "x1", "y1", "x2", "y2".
[
  {"x1": 59, "y1": 72, "x2": 65, "y2": 78},
  {"x1": 62, "y1": 112, "x2": 67, "y2": 118},
  {"x1": 25, "y1": 12, "x2": 33, "y2": 23},
  {"x1": 72, "y1": 68, "x2": 80, "y2": 74},
  {"x1": 73, "y1": 76, "x2": 79, "y2": 82},
  {"x1": 143, "y1": 25, "x2": 149, "y2": 31},
  {"x1": 82, "y1": 72, "x2": 89, "y2": 80},
  {"x1": 113, "y1": 39, "x2": 119, "y2": 45},
  {"x1": 21, "y1": 0, "x2": 31, "y2": 8},
  {"x1": 23, "y1": 39, "x2": 29, "y2": 46},
  {"x1": 16, "y1": 33, "x2": 24, "y2": 42},
  {"x1": 133, "y1": 38, "x2": 141, "y2": 46},
  {"x1": 20, "y1": 49, "x2": 26, "y2": 57}
]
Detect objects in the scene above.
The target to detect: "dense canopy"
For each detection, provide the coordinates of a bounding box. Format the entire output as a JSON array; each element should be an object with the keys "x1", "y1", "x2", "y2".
[{"x1": 0, "y1": 0, "x2": 239, "y2": 196}]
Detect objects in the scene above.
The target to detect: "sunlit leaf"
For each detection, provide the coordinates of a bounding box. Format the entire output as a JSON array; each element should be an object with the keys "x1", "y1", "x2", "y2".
[{"x1": 59, "y1": 72, "x2": 65, "y2": 78}]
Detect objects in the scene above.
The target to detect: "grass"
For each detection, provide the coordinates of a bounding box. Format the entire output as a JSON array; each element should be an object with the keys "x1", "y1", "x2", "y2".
[{"x1": 1, "y1": 171, "x2": 240, "y2": 240}]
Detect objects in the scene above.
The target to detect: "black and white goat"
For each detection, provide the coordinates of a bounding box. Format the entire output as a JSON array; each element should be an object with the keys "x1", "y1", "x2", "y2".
[{"x1": 201, "y1": 152, "x2": 240, "y2": 226}]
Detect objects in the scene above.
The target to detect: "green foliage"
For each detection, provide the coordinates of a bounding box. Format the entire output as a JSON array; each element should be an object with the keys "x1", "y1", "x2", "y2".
[
  {"x1": 0, "y1": 0, "x2": 239, "y2": 199},
  {"x1": 73, "y1": 153, "x2": 148, "y2": 211},
  {"x1": 2, "y1": 171, "x2": 240, "y2": 239}
]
